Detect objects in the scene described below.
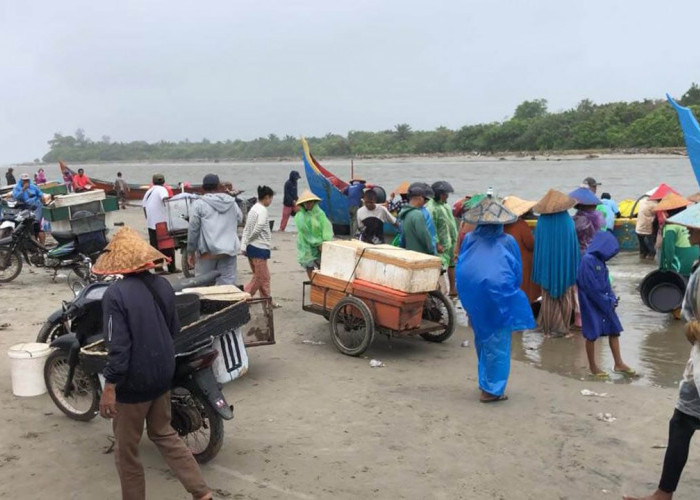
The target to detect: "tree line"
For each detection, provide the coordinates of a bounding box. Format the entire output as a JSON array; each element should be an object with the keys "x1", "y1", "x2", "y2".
[{"x1": 41, "y1": 84, "x2": 700, "y2": 163}]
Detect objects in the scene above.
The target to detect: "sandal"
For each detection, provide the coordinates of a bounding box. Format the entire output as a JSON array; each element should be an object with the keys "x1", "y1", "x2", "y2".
[
  {"x1": 613, "y1": 367, "x2": 638, "y2": 377},
  {"x1": 592, "y1": 371, "x2": 610, "y2": 380},
  {"x1": 479, "y1": 395, "x2": 508, "y2": 404}
]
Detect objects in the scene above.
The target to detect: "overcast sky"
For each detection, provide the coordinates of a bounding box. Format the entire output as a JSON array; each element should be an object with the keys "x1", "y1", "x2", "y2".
[{"x1": 1, "y1": 0, "x2": 699, "y2": 164}]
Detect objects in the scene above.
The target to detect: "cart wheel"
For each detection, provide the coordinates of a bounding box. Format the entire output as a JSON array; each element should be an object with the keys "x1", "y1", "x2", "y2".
[
  {"x1": 420, "y1": 291, "x2": 455, "y2": 343},
  {"x1": 329, "y1": 296, "x2": 375, "y2": 356},
  {"x1": 181, "y1": 249, "x2": 194, "y2": 278}
]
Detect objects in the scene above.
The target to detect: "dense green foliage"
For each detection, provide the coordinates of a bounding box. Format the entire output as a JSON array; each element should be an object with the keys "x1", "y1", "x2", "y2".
[{"x1": 42, "y1": 85, "x2": 700, "y2": 163}]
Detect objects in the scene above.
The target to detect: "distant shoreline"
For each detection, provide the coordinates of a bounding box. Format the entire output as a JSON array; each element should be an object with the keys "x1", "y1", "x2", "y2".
[{"x1": 14, "y1": 147, "x2": 688, "y2": 166}]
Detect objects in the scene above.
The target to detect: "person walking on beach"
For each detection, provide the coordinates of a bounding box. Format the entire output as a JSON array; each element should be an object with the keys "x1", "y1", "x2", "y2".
[
  {"x1": 114, "y1": 172, "x2": 130, "y2": 209},
  {"x1": 636, "y1": 196, "x2": 659, "y2": 260},
  {"x1": 427, "y1": 181, "x2": 458, "y2": 295},
  {"x1": 187, "y1": 173, "x2": 243, "y2": 285},
  {"x1": 5, "y1": 167, "x2": 16, "y2": 186},
  {"x1": 531, "y1": 189, "x2": 580, "y2": 337},
  {"x1": 294, "y1": 189, "x2": 333, "y2": 279},
  {"x1": 577, "y1": 230, "x2": 635, "y2": 379},
  {"x1": 456, "y1": 195, "x2": 535, "y2": 403},
  {"x1": 91, "y1": 227, "x2": 212, "y2": 500},
  {"x1": 72, "y1": 168, "x2": 94, "y2": 192},
  {"x1": 624, "y1": 203, "x2": 700, "y2": 500},
  {"x1": 143, "y1": 173, "x2": 177, "y2": 274},
  {"x1": 397, "y1": 182, "x2": 437, "y2": 255},
  {"x1": 280, "y1": 170, "x2": 301, "y2": 231},
  {"x1": 357, "y1": 189, "x2": 397, "y2": 244},
  {"x1": 343, "y1": 178, "x2": 366, "y2": 237},
  {"x1": 241, "y1": 185, "x2": 276, "y2": 300},
  {"x1": 570, "y1": 187, "x2": 604, "y2": 254}
]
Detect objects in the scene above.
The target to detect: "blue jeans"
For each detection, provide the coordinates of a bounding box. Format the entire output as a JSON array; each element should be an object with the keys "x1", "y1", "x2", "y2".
[{"x1": 195, "y1": 255, "x2": 238, "y2": 285}]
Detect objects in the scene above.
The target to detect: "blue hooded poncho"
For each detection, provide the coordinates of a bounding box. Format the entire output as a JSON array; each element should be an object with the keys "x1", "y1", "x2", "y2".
[
  {"x1": 456, "y1": 224, "x2": 535, "y2": 335},
  {"x1": 532, "y1": 211, "x2": 580, "y2": 299},
  {"x1": 576, "y1": 231, "x2": 623, "y2": 341}
]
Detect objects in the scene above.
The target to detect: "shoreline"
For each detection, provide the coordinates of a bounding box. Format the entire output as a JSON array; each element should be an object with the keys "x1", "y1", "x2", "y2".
[{"x1": 12, "y1": 147, "x2": 689, "y2": 167}]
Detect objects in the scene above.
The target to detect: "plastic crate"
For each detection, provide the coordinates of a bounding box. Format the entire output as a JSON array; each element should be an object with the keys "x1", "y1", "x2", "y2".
[
  {"x1": 76, "y1": 230, "x2": 108, "y2": 255},
  {"x1": 41, "y1": 184, "x2": 68, "y2": 196},
  {"x1": 101, "y1": 196, "x2": 119, "y2": 213},
  {"x1": 43, "y1": 206, "x2": 70, "y2": 222}
]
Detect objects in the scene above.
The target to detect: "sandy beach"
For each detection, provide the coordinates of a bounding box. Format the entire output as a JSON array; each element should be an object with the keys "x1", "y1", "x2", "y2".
[{"x1": 0, "y1": 206, "x2": 699, "y2": 499}]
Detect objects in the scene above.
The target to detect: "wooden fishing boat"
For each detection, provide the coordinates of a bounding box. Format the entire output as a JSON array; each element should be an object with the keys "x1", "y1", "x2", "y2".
[
  {"x1": 58, "y1": 161, "x2": 232, "y2": 201},
  {"x1": 301, "y1": 138, "x2": 352, "y2": 234}
]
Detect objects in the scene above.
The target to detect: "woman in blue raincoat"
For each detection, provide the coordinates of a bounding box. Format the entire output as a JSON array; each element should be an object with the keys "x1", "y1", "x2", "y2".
[{"x1": 456, "y1": 195, "x2": 535, "y2": 403}]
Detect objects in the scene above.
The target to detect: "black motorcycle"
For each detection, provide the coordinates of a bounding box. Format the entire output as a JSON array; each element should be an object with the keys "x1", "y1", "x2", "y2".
[
  {"x1": 0, "y1": 209, "x2": 106, "y2": 284},
  {"x1": 42, "y1": 271, "x2": 240, "y2": 463}
]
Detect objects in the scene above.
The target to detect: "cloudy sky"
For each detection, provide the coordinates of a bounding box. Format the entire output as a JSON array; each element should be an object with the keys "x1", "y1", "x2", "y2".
[{"x1": 1, "y1": 0, "x2": 699, "y2": 164}]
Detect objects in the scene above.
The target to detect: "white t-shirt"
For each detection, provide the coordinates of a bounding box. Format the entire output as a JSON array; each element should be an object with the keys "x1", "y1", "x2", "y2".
[
  {"x1": 357, "y1": 205, "x2": 396, "y2": 227},
  {"x1": 142, "y1": 185, "x2": 169, "y2": 230}
]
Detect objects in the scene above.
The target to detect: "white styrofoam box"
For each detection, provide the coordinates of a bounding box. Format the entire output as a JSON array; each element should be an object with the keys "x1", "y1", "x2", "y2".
[
  {"x1": 52, "y1": 189, "x2": 106, "y2": 208},
  {"x1": 355, "y1": 246, "x2": 442, "y2": 293},
  {"x1": 319, "y1": 240, "x2": 371, "y2": 281},
  {"x1": 165, "y1": 195, "x2": 196, "y2": 232}
]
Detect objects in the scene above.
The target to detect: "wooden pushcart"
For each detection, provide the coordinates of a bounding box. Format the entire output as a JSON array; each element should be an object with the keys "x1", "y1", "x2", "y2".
[{"x1": 301, "y1": 274, "x2": 455, "y2": 356}]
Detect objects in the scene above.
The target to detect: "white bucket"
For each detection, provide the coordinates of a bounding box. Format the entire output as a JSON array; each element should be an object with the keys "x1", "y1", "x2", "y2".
[{"x1": 8, "y1": 343, "x2": 52, "y2": 397}]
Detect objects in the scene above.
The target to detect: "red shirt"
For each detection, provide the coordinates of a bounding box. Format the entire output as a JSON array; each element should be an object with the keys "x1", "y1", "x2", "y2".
[{"x1": 73, "y1": 174, "x2": 92, "y2": 190}]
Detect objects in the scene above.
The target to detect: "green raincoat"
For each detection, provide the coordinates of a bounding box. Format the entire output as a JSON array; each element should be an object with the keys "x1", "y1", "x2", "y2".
[
  {"x1": 659, "y1": 223, "x2": 700, "y2": 277},
  {"x1": 294, "y1": 204, "x2": 334, "y2": 268},
  {"x1": 426, "y1": 198, "x2": 458, "y2": 268}
]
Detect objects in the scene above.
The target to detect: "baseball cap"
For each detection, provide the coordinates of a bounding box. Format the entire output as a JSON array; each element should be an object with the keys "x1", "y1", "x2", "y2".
[
  {"x1": 152, "y1": 173, "x2": 165, "y2": 184},
  {"x1": 582, "y1": 177, "x2": 601, "y2": 188}
]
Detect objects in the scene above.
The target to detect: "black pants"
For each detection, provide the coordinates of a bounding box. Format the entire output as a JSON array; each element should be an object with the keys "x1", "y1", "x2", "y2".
[
  {"x1": 148, "y1": 228, "x2": 177, "y2": 273},
  {"x1": 636, "y1": 233, "x2": 656, "y2": 258},
  {"x1": 658, "y1": 409, "x2": 700, "y2": 493}
]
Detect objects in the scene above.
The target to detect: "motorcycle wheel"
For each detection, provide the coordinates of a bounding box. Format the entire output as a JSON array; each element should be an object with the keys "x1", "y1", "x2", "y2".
[
  {"x1": 0, "y1": 248, "x2": 22, "y2": 283},
  {"x1": 172, "y1": 389, "x2": 224, "y2": 464},
  {"x1": 44, "y1": 350, "x2": 100, "y2": 421},
  {"x1": 36, "y1": 319, "x2": 66, "y2": 343},
  {"x1": 181, "y1": 249, "x2": 194, "y2": 278}
]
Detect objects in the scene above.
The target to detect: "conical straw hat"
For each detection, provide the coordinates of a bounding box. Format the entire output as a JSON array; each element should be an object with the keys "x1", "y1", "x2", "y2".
[
  {"x1": 654, "y1": 193, "x2": 692, "y2": 212},
  {"x1": 532, "y1": 189, "x2": 577, "y2": 214},
  {"x1": 296, "y1": 189, "x2": 321, "y2": 206},
  {"x1": 462, "y1": 196, "x2": 517, "y2": 225},
  {"x1": 393, "y1": 181, "x2": 410, "y2": 195},
  {"x1": 503, "y1": 196, "x2": 537, "y2": 217},
  {"x1": 667, "y1": 203, "x2": 700, "y2": 229},
  {"x1": 92, "y1": 226, "x2": 169, "y2": 275}
]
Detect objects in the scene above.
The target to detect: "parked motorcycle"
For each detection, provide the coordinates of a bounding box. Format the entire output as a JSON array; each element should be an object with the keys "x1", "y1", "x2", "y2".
[
  {"x1": 42, "y1": 271, "x2": 235, "y2": 463},
  {"x1": 0, "y1": 199, "x2": 25, "y2": 239},
  {"x1": 0, "y1": 209, "x2": 106, "y2": 284}
]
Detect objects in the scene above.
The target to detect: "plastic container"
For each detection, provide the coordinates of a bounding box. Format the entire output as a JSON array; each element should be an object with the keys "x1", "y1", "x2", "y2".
[
  {"x1": 7, "y1": 343, "x2": 52, "y2": 397},
  {"x1": 319, "y1": 240, "x2": 371, "y2": 281},
  {"x1": 355, "y1": 246, "x2": 442, "y2": 293},
  {"x1": 309, "y1": 272, "x2": 353, "y2": 309}
]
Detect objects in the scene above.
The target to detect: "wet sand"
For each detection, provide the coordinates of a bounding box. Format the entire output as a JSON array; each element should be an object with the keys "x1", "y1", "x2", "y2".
[{"x1": 0, "y1": 206, "x2": 699, "y2": 499}]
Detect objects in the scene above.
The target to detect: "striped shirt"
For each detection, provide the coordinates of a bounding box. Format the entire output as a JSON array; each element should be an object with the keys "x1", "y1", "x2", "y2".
[{"x1": 241, "y1": 203, "x2": 271, "y2": 251}]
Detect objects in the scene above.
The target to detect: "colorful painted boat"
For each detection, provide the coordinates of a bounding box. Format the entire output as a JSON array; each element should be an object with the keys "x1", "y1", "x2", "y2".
[
  {"x1": 58, "y1": 161, "x2": 233, "y2": 201},
  {"x1": 301, "y1": 138, "x2": 352, "y2": 234}
]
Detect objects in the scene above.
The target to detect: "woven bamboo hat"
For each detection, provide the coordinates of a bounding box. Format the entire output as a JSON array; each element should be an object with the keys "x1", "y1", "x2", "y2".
[
  {"x1": 393, "y1": 181, "x2": 410, "y2": 195},
  {"x1": 532, "y1": 189, "x2": 577, "y2": 214},
  {"x1": 503, "y1": 195, "x2": 537, "y2": 217},
  {"x1": 667, "y1": 203, "x2": 700, "y2": 229},
  {"x1": 462, "y1": 196, "x2": 517, "y2": 225},
  {"x1": 296, "y1": 189, "x2": 321, "y2": 206},
  {"x1": 654, "y1": 193, "x2": 692, "y2": 212},
  {"x1": 92, "y1": 226, "x2": 169, "y2": 275}
]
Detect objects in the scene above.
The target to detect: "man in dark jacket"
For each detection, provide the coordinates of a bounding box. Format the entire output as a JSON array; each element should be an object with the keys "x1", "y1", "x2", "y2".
[
  {"x1": 280, "y1": 170, "x2": 301, "y2": 231},
  {"x1": 5, "y1": 167, "x2": 15, "y2": 186},
  {"x1": 93, "y1": 227, "x2": 212, "y2": 500}
]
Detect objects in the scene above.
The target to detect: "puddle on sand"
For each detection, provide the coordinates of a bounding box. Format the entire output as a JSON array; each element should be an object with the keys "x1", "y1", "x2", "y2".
[{"x1": 510, "y1": 252, "x2": 690, "y2": 388}]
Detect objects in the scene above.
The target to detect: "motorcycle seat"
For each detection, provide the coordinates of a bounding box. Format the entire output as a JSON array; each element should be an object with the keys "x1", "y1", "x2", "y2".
[{"x1": 51, "y1": 231, "x2": 76, "y2": 245}]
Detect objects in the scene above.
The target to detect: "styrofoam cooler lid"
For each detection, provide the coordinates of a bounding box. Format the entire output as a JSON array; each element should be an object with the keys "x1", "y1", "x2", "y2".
[{"x1": 8, "y1": 343, "x2": 52, "y2": 359}]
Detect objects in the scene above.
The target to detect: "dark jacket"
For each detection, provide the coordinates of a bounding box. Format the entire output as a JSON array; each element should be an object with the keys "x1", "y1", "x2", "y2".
[
  {"x1": 5, "y1": 171, "x2": 15, "y2": 186},
  {"x1": 576, "y1": 231, "x2": 623, "y2": 341},
  {"x1": 283, "y1": 171, "x2": 301, "y2": 207},
  {"x1": 102, "y1": 273, "x2": 179, "y2": 403}
]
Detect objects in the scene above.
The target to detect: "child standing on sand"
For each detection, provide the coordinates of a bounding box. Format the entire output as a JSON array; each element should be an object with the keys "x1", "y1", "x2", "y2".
[{"x1": 576, "y1": 230, "x2": 635, "y2": 379}]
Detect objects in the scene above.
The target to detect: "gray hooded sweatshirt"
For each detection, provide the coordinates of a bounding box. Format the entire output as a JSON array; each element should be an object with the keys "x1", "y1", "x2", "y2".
[{"x1": 187, "y1": 193, "x2": 243, "y2": 256}]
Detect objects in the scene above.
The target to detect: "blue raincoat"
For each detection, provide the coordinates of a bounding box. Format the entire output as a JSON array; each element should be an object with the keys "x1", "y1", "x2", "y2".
[
  {"x1": 532, "y1": 211, "x2": 580, "y2": 298},
  {"x1": 456, "y1": 224, "x2": 535, "y2": 396},
  {"x1": 576, "y1": 231, "x2": 623, "y2": 341}
]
